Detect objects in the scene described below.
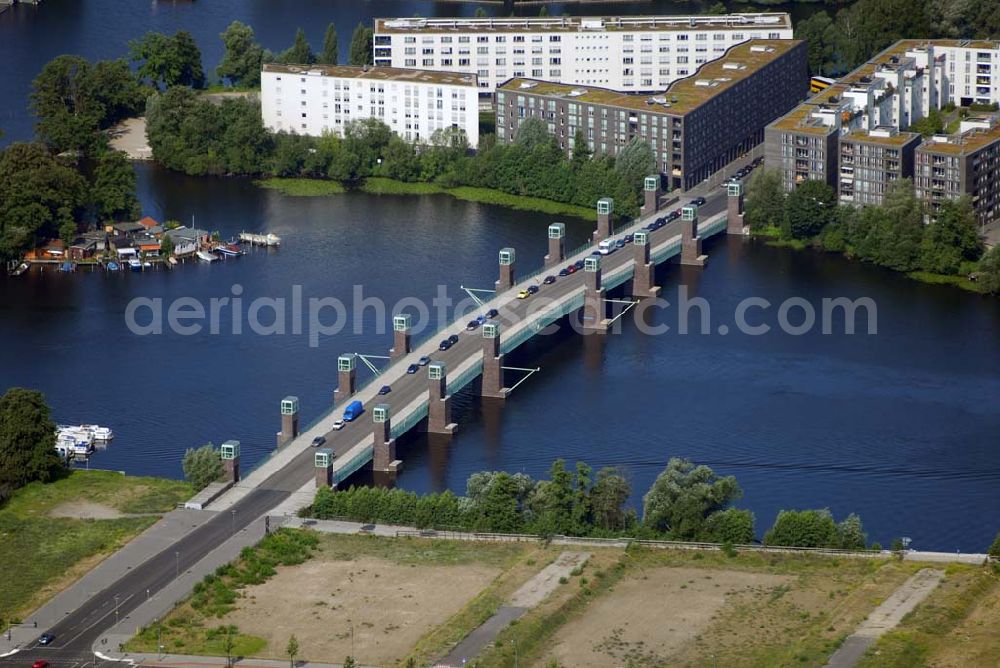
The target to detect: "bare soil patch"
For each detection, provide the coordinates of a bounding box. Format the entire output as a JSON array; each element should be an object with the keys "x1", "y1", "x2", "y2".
[
  {"x1": 222, "y1": 555, "x2": 499, "y2": 666},
  {"x1": 48, "y1": 500, "x2": 126, "y2": 520},
  {"x1": 541, "y1": 567, "x2": 789, "y2": 667}
]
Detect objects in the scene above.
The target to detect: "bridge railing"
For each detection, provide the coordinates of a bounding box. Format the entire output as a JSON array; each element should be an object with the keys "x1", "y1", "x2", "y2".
[
  {"x1": 333, "y1": 443, "x2": 374, "y2": 486},
  {"x1": 501, "y1": 291, "x2": 584, "y2": 354},
  {"x1": 448, "y1": 358, "x2": 485, "y2": 395}
]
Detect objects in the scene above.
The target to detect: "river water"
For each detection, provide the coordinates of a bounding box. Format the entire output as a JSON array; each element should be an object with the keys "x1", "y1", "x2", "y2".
[{"x1": 1, "y1": 2, "x2": 999, "y2": 551}]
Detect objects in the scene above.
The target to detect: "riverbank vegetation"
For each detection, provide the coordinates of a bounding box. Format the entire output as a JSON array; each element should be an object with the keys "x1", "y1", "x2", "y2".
[
  {"x1": 309, "y1": 457, "x2": 879, "y2": 548},
  {"x1": 0, "y1": 470, "x2": 191, "y2": 625},
  {"x1": 745, "y1": 170, "x2": 1000, "y2": 294}
]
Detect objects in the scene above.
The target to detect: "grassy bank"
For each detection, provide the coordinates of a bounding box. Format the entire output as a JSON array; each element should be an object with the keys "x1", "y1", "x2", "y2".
[
  {"x1": 253, "y1": 178, "x2": 346, "y2": 196},
  {"x1": 906, "y1": 270, "x2": 985, "y2": 293},
  {"x1": 360, "y1": 177, "x2": 595, "y2": 220},
  {"x1": 0, "y1": 471, "x2": 192, "y2": 621}
]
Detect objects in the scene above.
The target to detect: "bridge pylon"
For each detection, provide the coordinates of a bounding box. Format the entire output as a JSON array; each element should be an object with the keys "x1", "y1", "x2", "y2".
[
  {"x1": 641, "y1": 175, "x2": 662, "y2": 217},
  {"x1": 277, "y1": 396, "x2": 300, "y2": 447},
  {"x1": 333, "y1": 354, "x2": 357, "y2": 404},
  {"x1": 581, "y1": 256, "x2": 609, "y2": 333},
  {"x1": 727, "y1": 181, "x2": 747, "y2": 235},
  {"x1": 481, "y1": 322, "x2": 509, "y2": 399},
  {"x1": 390, "y1": 314, "x2": 412, "y2": 359},
  {"x1": 631, "y1": 231, "x2": 661, "y2": 299},
  {"x1": 427, "y1": 362, "x2": 457, "y2": 435},
  {"x1": 679, "y1": 205, "x2": 707, "y2": 266},
  {"x1": 495, "y1": 248, "x2": 516, "y2": 292},
  {"x1": 373, "y1": 404, "x2": 401, "y2": 473},
  {"x1": 544, "y1": 223, "x2": 566, "y2": 269},
  {"x1": 221, "y1": 440, "x2": 241, "y2": 483},
  {"x1": 593, "y1": 197, "x2": 613, "y2": 243},
  {"x1": 314, "y1": 448, "x2": 334, "y2": 488}
]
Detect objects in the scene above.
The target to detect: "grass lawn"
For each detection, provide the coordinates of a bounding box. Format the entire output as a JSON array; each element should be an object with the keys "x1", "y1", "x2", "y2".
[
  {"x1": 253, "y1": 178, "x2": 346, "y2": 196},
  {"x1": 906, "y1": 271, "x2": 985, "y2": 293},
  {"x1": 0, "y1": 471, "x2": 191, "y2": 621},
  {"x1": 857, "y1": 563, "x2": 1000, "y2": 667},
  {"x1": 360, "y1": 177, "x2": 595, "y2": 220}
]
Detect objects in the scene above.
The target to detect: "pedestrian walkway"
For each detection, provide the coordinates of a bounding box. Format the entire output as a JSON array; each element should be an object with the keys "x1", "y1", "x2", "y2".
[
  {"x1": 824, "y1": 568, "x2": 945, "y2": 668},
  {"x1": 435, "y1": 552, "x2": 590, "y2": 668},
  {"x1": 107, "y1": 652, "x2": 370, "y2": 668}
]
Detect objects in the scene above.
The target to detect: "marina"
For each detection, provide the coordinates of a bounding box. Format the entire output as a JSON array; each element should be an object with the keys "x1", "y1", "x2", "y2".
[{"x1": 54, "y1": 424, "x2": 114, "y2": 461}]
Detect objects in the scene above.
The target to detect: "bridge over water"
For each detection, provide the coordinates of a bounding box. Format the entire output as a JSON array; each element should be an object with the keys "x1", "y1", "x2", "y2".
[{"x1": 214, "y1": 179, "x2": 749, "y2": 511}]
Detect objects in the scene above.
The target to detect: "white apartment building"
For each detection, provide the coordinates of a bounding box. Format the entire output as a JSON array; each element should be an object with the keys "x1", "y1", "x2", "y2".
[
  {"x1": 373, "y1": 13, "x2": 792, "y2": 96},
  {"x1": 933, "y1": 41, "x2": 1000, "y2": 106},
  {"x1": 260, "y1": 64, "x2": 481, "y2": 147}
]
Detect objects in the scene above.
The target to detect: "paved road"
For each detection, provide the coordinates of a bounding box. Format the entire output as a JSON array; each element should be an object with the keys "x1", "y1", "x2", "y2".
[{"x1": 0, "y1": 176, "x2": 736, "y2": 668}]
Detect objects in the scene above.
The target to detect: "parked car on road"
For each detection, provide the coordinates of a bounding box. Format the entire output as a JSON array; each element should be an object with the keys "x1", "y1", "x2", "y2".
[
  {"x1": 448, "y1": 334, "x2": 459, "y2": 345},
  {"x1": 378, "y1": 385, "x2": 392, "y2": 395},
  {"x1": 407, "y1": 363, "x2": 420, "y2": 374},
  {"x1": 486, "y1": 308, "x2": 499, "y2": 319},
  {"x1": 418, "y1": 355, "x2": 431, "y2": 366},
  {"x1": 466, "y1": 320, "x2": 480, "y2": 331},
  {"x1": 311, "y1": 436, "x2": 326, "y2": 448},
  {"x1": 331, "y1": 419, "x2": 345, "y2": 431},
  {"x1": 543, "y1": 275, "x2": 556, "y2": 285},
  {"x1": 439, "y1": 339, "x2": 452, "y2": 350},
  {"x1": 517, "y1": 289, "x2": 530, "y2": 299}
]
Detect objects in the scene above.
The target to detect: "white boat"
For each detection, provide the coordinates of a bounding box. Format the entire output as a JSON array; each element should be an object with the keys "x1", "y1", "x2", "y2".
[
  {"x1": 197, "y1": 250, "x2": 219, "y2": 262},
  {"x1": 128, "y1": 259, "x2": 143, "y2": 272},
  {"x1": 58, "y1": 427, "x2": 93, "y2": 446},
  {"x1": 54, "y1": 442, "x2": 73, "y2": 459},
  {"x1": 79, "y1": 424, "x2": 114, "y2": 441},
  {"x1": 238, "y1": 232, "x2": 282, "y2": 247}
]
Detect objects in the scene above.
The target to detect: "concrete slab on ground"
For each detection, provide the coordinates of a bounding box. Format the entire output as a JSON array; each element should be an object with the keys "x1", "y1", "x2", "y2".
[
  {"x1": 824, "y1": 568, "x2": 944, "y2": 668},
  {"x1": 108, "y1": 117, "x2": 151, "y2": 160}
]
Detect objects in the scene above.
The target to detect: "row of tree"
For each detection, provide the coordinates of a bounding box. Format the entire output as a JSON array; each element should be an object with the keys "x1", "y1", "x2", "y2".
[
  {"x1": 744, "y1": 170, "x2": 1000, "y2": 291},
  {"x1": 310, "y1": 456, "x2": 878, "y2": 549},
  {"x1": 143, "y1": 87, "x2": 649, "y2": 216},
  {"x1": 794, "y1": 0, "x2": 1000, "y2": 77}
]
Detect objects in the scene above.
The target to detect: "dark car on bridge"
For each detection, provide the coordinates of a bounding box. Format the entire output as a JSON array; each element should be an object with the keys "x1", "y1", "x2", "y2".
[
  {"x1": 692, "y1": 196, "x2": 707, "y2": 206},
  {"x1": 527, "y1": 285, "x2": 539, "y2": 295},
  {"x1": 407, "y1": 363, "x2": 420, "y2": 374},
  {"x1": 667, "y1": 211, "x2": 680, "y2": 221},
  {"x1": 543, "y1": 275, "x2": 556, "y2": 285},
  {"x1": 448, "y1": 334, "x2": 459, "y2": 345},
  {"x1": 559, "y1": 268, "x2": 569, "y2": 276},
  {"x1": 486, "y1": 308, "x2": 499, "y2": 319},
  {"x1": 439, "y1": 339, "x2": 452, "y2": 351},
  {"x1": 378, "y1": 385, "x2": 392, "y2": 395},
  {"x1": 574, "y1": 260, "x2": 585, "y2": 270},
  {"x1": 37, "y1": 634, "x2": 54, "y2": 646},
  {"x1": 466, "y1": 319, "x2": 480, "y2": 331}
]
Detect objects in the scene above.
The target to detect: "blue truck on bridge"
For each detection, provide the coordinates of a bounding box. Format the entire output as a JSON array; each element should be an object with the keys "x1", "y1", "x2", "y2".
[{"x1": 343, "y1": 400, "x2": 364, "y2": 422}]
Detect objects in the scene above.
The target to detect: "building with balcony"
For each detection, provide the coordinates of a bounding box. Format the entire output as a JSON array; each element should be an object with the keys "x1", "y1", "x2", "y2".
[
  {"x1": 914, "y1": 115, "x2": 1000, "y2": 227},
  {"x1": 260, "y1": 64, "x2": 480, "y2": 147},
  {"x1": 495, "y1": 39, "x2": 806, "y2": 191},
  {"x1": 838, "y1": 127, "x2": 921, "y2": 206},
  {"x1": 766, "y1": 39, "x2": 1000, "y2": 213},
  {"x1": 373, "y1": 13, "x2": 793, "y2": 98}
]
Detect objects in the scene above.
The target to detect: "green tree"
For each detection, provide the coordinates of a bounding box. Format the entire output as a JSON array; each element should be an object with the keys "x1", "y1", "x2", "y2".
[
  {"x1": 31, "y1": 56, "x2": 145, "y2": 154},
  {"x1": 744, "y1": 168, "x2": 786, "y2": 231},
  {"x1": 342, "y1": 657, "x2": 356, "y2": 668},
  {"x1": 217, "y1": 21, "x2": 264, "y2": 87},
  {"x1": 987, "y1": 533, "x2": 1000, "y2": 558},
  {"x1": 182, "y1": 443, "x2": 224, "y2": 491},
  {"x1": 615, "y1": 137, "x2": 656, "y2": 192},
  {"x1": 474, "y1": 7, "x2": 487, "y2": 18},
  {"x1": 320, "y1": 23, "x2": 338, "y2": 65},
  {"x1": 348, "y1": 23, "x2": 374, "y2": 67},
  {"x1": 701, "y1": 508, "x2": 755, "y2": 544},
  {"x1": 93, "y1": 150, "x2": 140, "y2": 223},
  {"x1": 910, "y1": 109, "x2": 944, "y2": 137},
  {"x1": 590, "y1": 467, "x2": 631, "y2": 532},
  {"x1": 285, "y1": 634, "x2": 298, "y2": 668},
  {"x1": 571, "y1": 128, "x2": 591, "y2": 165},
  {"x1": 159, "y1": 233, "x2": 175, "y2": 257},
  {"x1": 0, "y1": 388, "x2": 61, "y2": 495},
  {"x1": 514, "y1": 117, "x2": 552, "y2": 149},
  {"x1": 763, "y1": 509, "x2": 840, "y2": 548},
  {"x1": 280, "y1": 28, "x2": 316, "y2": 65},
  {"x1": 919, "y1": 197, "x2": 983, "y2": 274},
  {"x1": 977, "y1": 245, "x2": 1000, "y2": 294},
  {"x1": 835, "y1": 0, "x2": 931, "y2": 71},
  {"x1": 642, "y1": 459, "x2": 742, "y2": 539},
  {"x1": 528, "y1": 459, "x2": 577, "y2": 535},
  {"x1": 130, "y1": 31, "x2": 205, "y2": 89},
  {"x1": 473, "y1": 471, "x2": 525, "y2": 532},
  {"x1": 837, "y1": 513, "x2": 868, "y2": 550},
  {"x1": 0, "y1": 142, "x2": 87, "y2": 261},
  {"x1": 795, "y1": 11, "x2": 842, "y2": 76},
  {"x1": 784, "y1": 179, "x2": 837, "y2": 239}
]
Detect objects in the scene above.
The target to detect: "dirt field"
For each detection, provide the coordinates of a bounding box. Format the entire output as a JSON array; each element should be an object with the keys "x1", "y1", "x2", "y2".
[
  {"x1": 222, "y1": 554, "x2": 500, "y2": 666},
  {"x1": 540, "y1": 566, "x2": 790, "y2": 667}
]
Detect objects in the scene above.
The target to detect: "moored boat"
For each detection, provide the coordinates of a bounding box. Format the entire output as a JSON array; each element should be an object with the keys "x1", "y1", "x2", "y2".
[
  {"x1": 128, "y1": 259, "x2": 143, "y2": 272},
  {"x1": 214, "y1": 243, "x2": 243, "y2": 257},
  {"x1": 197, "y1": 249, "x2": 220, "y2": 262}
]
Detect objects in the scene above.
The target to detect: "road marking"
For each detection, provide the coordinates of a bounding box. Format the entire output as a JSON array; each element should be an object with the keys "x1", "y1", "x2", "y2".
[{"x1": 63, "y1": 593, "x2": 133, "y2": 648}]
